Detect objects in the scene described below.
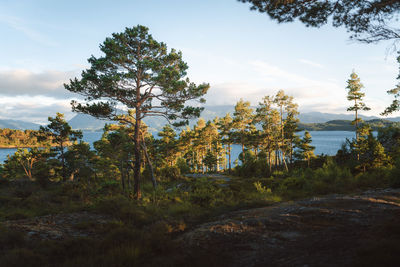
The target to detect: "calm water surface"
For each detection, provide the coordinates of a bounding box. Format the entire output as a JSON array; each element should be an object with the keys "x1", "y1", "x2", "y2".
[{"x1": 0, "y1": 131, "x2": 355, "y2": 164}]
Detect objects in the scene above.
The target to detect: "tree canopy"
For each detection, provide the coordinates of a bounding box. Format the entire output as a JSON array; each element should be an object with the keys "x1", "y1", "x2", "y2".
[
  {"x1": 238, "y1": 0, "x2": 400, "y2": 44},
  {"x1": 382, "y1": 52, "x2": 400, "y2": 115}
]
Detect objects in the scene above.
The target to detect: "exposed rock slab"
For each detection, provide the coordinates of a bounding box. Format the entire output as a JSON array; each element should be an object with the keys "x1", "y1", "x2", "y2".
[
  {"x1": 180, "y1": 188, "x2": 400, "y2": 267},
  {"x1": 2, "y1": 212, "x2": 112, "y2": 240}
]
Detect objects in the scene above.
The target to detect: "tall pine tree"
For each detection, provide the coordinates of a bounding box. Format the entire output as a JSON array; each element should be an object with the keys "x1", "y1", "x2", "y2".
[
  {"x1": 346, "y1": 71, "x2": 370, "y2": 142},
  {"x1": 65, "y1": 25, "x2": 209, "y2": 198}
]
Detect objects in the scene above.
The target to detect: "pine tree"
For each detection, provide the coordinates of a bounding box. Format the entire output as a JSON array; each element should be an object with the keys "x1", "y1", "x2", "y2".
[
  {"x1": 178, "y1": 127, "x2": 196, "y2": 171},
  {"x1": 283, "y1": 100, "x2": 300, "y2": 164},
  {"x1": 217, "y1": 114, "x2": 234, "y2": 172},
  {"x1": 356, "y1": 125, "x2": 389, "y2": 172},
  {"x1": 38, "y1": 113, "x2": 82, "y2": 181},
  {"x1": 382, "y1": 52, "x2": 400, "y2": 116},
  {"x1": 193, "y1": 118, "x2": 207, "y2": 172},
  {"x1": 294, "y1": 131, "x2": 316, "y2": 168},
  {"x1": 232, "y1": 99, "x2": 254, "y2": 164},
  {"x1": 346, "y1": 71, "x2": 370, "y2": 142},
  {"x1": 255, "y1": 95, "x2": 278, "y2": 173},
  {"x1": 65, "y1": 26, "x2": 209, "y2": 198},
  {"x1": 158, "y1": 125, "x2": 178, "y2": 167},
  {"x1": 274, "y1": 90, "x2": 297, "y2": 171}
]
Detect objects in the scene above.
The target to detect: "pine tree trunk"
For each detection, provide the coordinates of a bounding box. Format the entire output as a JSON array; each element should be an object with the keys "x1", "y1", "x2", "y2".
[
  {"x1": 141, "y1": 138, "x2": 157, "y2": 189},
  {"x1": 228, "y1": 144, "x2": 231, "y2": 173},
  {"x1": 289, "y1": 141, "x2": 293, "y2": 164},
  {"x1": 126, "y1": 168, "x2": 131, "y2": 188},
  {"x1": 120, "y1": 160, "x2": 125, "y2": 191},
  {"x1": 268, "y1": 151, "x2": 272, "y2": 175},
  {"x1": 134, "y1": 108, "x2": 142, "y2": 199},
  {"x1": 355, "y1": 103, "x2": 358, "y2": 141},
  {"x1": 355, "y1": 101, "x2": 360, "y2": 161},
  {"x1": 241, "y1": 141, "x2": 245, "y2": 164},
  {"x1": 281, "y1": 151, "x2": 289, "y2": 172},
  {"x1": 61, "y1": 143, "x2": 66, "y2": 182}
]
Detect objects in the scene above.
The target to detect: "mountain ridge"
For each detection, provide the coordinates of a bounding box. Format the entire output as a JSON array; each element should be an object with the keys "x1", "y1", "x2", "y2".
[
  {"x1": 1, "y1": 106, "x2": 400, "y2": 131},
  {"x1": 0, "y1": 119, "x2": 41, "y2": 130}
]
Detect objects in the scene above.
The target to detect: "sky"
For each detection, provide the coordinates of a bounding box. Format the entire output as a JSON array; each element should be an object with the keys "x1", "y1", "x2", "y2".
[{"x1": 0, "y1": 0, "x2": 399, "y2": 124}]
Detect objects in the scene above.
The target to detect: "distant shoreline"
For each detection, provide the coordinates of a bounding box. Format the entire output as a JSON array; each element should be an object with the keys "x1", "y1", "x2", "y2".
[{"x1": 0, "y1": 145, "x2": 48, "y2": 149}]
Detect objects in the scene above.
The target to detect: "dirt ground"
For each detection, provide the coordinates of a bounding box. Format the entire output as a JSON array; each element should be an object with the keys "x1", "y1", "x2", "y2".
[{"x1": 180, "y1": 188, "x2": 400, "y2": 267}]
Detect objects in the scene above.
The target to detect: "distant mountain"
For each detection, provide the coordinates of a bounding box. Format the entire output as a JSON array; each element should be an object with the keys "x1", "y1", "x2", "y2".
[
  {"x1": 385, "y1": 117, "x2": 400, "y2": 122},
  {"x1": 0, "y1": 119, "x2": 41, "y2": 130},
  {"x1": 200, "y1": 108, "x2": 386, "y2": 124},
  {"x1": 68, "y1": 114, "x2": 114, "y2": 131},
  {"x1": 198, "y1": 105, "x2": 235, "y2": 120},
  {"x1": 67, "y1": 105, "x2": 236, "y2": 132},
  {"x1": 3, "y1": 106, "x2": 400, "y2": 132},
  {"x1": 68, "y1": 113, "x2": 167, "y2": 133},
  {"x1": 67, "y1": 107, "x2": 400, "y2": 132}
]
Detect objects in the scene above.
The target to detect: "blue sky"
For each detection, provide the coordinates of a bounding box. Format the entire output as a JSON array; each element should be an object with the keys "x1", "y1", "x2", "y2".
[{"x1": 0, "y1": 0, "x2": 399, "y2": 123}]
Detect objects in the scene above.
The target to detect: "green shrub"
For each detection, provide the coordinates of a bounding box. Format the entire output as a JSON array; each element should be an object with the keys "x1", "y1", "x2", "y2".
[
  {"x1": 356, "y1": 168, "x2": 390, "y2": 189},
  {"x1": 101, "y1": 227, "x2": 140, "y2": 250},
  {"x1": 389, "y1": 160, "x2": 400, "y2": 188},
  {"x1": 0, "y1": 178, "x2": 10, "y2": 187},
  {"x1": 188, "y1": 178, "x2": 234, "y2": 208},
  {"x1": 277, "y1": 176, "x2": 307, "y2": 199},
  {"x1": 176, "y1": 158, "x2": 191, "y2": 174},
  {"x1": 97, "y1": 180, "x2": 121, "y2": 195},
  {"x1": 94, "y1": 195, "x2": 130, "y2": 215},
  {"x1": 0, "y1": 248, "x2": 44, "y2": 267},
  {"x1": 253, "y1": 181, "x2": 272, "y2": 194},
  {"x1": 13, "y1": 183, "x2": 35, "y2": 199},
  {"x1": 0, "y1": 227, "x2": 26, "y2": 249},
  {"x1": 159, "y1": 166, "x2": 181, "y2": 181},
  {"x1": 94, "y1": 196, "x2": 151, "y2": 226}
]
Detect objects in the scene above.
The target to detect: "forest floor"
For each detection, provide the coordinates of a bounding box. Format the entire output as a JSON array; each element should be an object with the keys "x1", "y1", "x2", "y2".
[
  {"x1": 179, "y1": 188, "x2": 400, "y2": 267},
  {"x1": 2, "y1": 188, "x2": 400, "y2": 266}
]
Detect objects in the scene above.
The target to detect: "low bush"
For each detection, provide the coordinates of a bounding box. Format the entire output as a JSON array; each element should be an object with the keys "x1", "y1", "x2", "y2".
[
  {"x1": 159, "y1": 166, "x2": 182, "y2": 181},
  {"x1": 0, "y1": 226, "x2": 26, "y2": 249}
]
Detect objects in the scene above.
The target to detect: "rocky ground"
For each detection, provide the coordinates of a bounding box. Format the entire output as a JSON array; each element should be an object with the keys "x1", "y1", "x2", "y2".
[
  {"x1": 180, "y1": 188, "x2": 400, "y2": 267},
  {"x1": 2, "y1": 212, "x2": 112, "y2": 240}
]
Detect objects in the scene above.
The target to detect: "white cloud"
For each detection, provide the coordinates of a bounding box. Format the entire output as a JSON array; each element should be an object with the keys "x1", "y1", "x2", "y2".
[
  {"x1": 0, "y1": 69, "x2": 79, "y2": 98},
  {"x1": 299, "y1": 59, "x2": 324, "y2": 69},
  {"x1": 0, "y1": 60, "x2": 391, "y2": 125},
  {"x1": 205, "y1": 82, "x2": 270, "y2": 105},
  {"x1": 203, "y1": 60, "x2": 388, "y2": 116},
  {"x1": 249, "y1": 60, "x2": 346, "y2": 102},
  {"x1": 0, "y1": 96, "x2": 73, "y2": 124},
  {"x1": 250, "y1": 60, "x2": 333, "y2": 89}
]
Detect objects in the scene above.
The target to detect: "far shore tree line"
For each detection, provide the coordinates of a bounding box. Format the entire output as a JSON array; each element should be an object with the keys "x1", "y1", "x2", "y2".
[{"x1": 0, "y1": 128, "x2": 65, "y2": 148}]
